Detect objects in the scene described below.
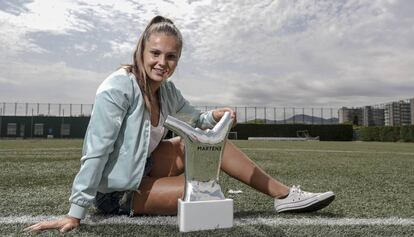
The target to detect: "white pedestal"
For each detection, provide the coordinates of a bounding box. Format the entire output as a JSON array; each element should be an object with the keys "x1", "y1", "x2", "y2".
[{"x1": 178, "y1": 198, "x2": 233, "y2": 232}]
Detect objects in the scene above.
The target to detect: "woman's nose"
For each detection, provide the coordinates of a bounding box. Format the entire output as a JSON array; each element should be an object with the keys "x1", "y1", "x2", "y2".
[{"x1": 158, "y1": 55, "x2": 166, "y2": 66}]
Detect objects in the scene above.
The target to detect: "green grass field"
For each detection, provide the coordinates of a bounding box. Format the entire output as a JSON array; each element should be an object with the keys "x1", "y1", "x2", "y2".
[{"x1": 0, "y1": 139, "x2": 413, "y2": 236}]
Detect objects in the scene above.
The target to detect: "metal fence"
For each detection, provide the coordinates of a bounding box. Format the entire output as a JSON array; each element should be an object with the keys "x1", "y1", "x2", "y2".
[
  {"x1": 0, "y1": 102, "x2": 339, "y2": 124},
  {"x1": 0, "y1": 102, "x2": 93, "y2": 117},
  {"x1": 198, "y1": 106, "x2": 338, "y2": 124}
]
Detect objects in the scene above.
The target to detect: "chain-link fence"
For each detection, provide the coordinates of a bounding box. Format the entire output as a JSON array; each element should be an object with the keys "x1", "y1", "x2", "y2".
[
  {"x1": 197, "y1": 106, "x2": 338, "y2": 124},
  {"x1": 0, "y1": 102, "x2": 339, "y2": 124},
  {"x1": 0, "y1": 102, "x2": 93, "y2": 117}
]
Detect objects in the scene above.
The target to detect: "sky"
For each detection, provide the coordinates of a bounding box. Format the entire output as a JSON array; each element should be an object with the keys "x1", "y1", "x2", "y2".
[{"x1": 0, "y1": 0, "x2": 413, "y2": 108}]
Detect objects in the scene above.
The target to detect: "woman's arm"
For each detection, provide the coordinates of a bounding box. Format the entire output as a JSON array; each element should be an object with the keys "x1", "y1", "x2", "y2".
[
  {"x1": 211, "y1": 107, "x2": 237, "y2": 127},
  {"x1": 68, "y1": 77, "x2": 132, "y2": 219},
  {"x1": 24, "y1": 71, "x2": 133, "y2": 233}
]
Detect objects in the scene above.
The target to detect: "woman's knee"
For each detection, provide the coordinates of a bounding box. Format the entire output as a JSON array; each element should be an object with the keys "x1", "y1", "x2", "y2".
[
  {"x1": 156, "y1": 136, "x2": 184, "y2": 156},
  {"x1": 169, "y1": 136, "x2": 185, "y2": 155},
  {"x1": 133, "y1": 176, "x2": 184, "y2": 215},
  {"x1": 170, "y1": 136, "x2": 185, "y2": 172},
  {"x1": 149, "y1": 137, "x2": 185, "y2": 177}
]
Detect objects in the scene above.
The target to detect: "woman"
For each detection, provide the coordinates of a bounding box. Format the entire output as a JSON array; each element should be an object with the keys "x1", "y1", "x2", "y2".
[{"x1": 25, "y1": 16, "x2": 335, "y2": 233}]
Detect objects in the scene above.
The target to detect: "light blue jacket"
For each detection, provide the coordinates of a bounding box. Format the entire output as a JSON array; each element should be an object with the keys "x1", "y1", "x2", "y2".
[{"x1": 68, "y1": 69, "x2": 217, "y2": 219}]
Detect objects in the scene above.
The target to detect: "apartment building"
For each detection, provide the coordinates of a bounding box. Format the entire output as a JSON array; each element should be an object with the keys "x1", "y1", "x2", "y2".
[
  {"x1": 362, "y1": 106, "x2": 385, "y2": 126},
  {"x1": 338, "y1": 107, "x2": 363, "y2": 125},
  {"x1": 384, "y1": 100, "x2": 411, "y2": 126},
  {"x1": 339, "y1": 98, "x2": 413, "y2": 126},
  {"x1": 411, "y1": 98, "x2": 414, "y2": 125}
]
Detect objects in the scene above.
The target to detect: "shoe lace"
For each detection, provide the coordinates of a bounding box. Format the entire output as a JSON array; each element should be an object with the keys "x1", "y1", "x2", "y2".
[{"x1": 292, "y1": 185, "x2": 304, "y2": 196}]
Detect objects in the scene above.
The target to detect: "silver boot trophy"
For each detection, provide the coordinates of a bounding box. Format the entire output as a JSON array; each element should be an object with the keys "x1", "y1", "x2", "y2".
[{"x1": 164, "y1": 112, "x2": 234, "y2": 232}]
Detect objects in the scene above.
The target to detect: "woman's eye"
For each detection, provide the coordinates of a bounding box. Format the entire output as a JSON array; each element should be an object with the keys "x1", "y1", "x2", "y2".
[
  {"x1": 151, "y1": 51, "x2": 160, "y2": 56},
  {"x1": 168, "y1": 55, "x2": 177, "y2": 60}
]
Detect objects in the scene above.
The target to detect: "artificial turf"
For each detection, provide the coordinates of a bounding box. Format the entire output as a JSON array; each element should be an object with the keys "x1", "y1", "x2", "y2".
[
  {"x1": 0, "y1": 139, "x2": 413, "y2": 236},
  {"x1": 2, "y1": 224, "x2": 414, "y2": 237}
]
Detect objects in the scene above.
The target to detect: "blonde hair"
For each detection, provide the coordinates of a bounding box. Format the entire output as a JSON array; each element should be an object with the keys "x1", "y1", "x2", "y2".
[{"x1": 123, "y1": 16, "x2": 183, "y2": 112}]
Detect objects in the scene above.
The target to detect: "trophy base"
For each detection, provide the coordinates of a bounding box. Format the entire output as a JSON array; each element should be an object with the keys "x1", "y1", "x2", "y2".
[{"x1": 178, "y1": 198, "x2": 233, "y2": 232}]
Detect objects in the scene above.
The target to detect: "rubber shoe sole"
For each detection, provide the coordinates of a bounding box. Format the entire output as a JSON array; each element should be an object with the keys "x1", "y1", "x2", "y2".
[{"x1": 276, "y1": 192, "x2": 335, "y2": 213}]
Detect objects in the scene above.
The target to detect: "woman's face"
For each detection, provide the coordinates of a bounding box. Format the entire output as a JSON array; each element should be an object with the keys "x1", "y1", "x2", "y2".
[{"x1": 143, "y1": 33, "x2": 180, "y2": 84}]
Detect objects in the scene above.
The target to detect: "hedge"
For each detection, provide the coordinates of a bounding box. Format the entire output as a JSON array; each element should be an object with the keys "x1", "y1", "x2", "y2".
[
  {"x1": 358, "y1": 125, "x2": 414, "y2": 142},
  {"x1": 231, "y1": 124, "x2": 353, "y2": 141},
  {"x1": 400, "y1": 125, "x2": 414, "y2": 142}
]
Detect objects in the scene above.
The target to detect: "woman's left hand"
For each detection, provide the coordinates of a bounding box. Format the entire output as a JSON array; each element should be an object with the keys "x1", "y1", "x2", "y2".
[{"x1": 212, "y1": 108, "x2": 237, "y2": 127}]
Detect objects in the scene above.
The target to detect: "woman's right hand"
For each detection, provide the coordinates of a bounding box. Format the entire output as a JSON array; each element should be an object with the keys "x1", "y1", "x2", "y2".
[{"x1": 23, "y1": 216, "x2": 80, "y2": 233}]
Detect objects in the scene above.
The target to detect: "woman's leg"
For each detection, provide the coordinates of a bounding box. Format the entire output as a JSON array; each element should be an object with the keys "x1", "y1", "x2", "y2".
[
  {"x1": 132, "y1": 137, "x2": 290, "y2": 215},
  {"x1": 132, "y1": 137, "x2": 185, "y2": 215},
  {"x1": 220, "y1": 141, "x2": 335, "y2": 213},
  {"x1": 148, "y1": 137, "x2": 185, "y2": 178},
  {"x1": 221, "y1": 141, "x2": 290, "y2": 199},
  {"x1": 133, "y1": 175, "x2": 184, "y2": 215}
]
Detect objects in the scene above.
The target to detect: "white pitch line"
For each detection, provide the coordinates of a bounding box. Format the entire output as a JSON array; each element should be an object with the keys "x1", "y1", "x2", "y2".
[
  {"x1": 241, "y1": 148, "x2": 414, "y2": 156},
  {"x1": 237, "y1": 217, "x2": 414, "y2": 226},
  {"x1": 1, "y1": 216, "x2": 413, "y2": 226}
]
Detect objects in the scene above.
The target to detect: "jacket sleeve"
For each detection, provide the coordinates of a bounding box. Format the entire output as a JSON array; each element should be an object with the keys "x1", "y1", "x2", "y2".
[
  {"x1": 170, "y1": 82, "x2": 217, "y2": 129},
  {"x1": 68, "y1": 73, "x2": 132, "y2": 219}
]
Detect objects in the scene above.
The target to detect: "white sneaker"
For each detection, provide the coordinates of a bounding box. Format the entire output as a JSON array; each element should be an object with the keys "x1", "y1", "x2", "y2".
[{"x1": 274, "y1": 185, "x2": 335, "y2": 213}]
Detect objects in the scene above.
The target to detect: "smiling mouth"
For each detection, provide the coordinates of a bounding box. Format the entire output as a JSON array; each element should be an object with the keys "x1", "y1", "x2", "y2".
[{"x1": 153, "y1": 68, "x2": 166, "y2": 75}]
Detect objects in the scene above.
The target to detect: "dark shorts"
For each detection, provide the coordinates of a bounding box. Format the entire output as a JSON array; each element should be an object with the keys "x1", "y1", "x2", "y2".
[{"x1": 93, "y1": 156, "x2": 154, "y2": 216}]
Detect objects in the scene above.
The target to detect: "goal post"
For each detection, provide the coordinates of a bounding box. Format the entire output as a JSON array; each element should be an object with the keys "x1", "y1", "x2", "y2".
[{"x1": 228, "y1": 131, "x2": 238, "y2": 140}]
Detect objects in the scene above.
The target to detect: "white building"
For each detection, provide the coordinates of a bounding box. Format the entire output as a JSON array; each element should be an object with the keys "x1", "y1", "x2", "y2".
[{"x1": 384, "y1": 100, "x2": 411, "y2": 126}]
